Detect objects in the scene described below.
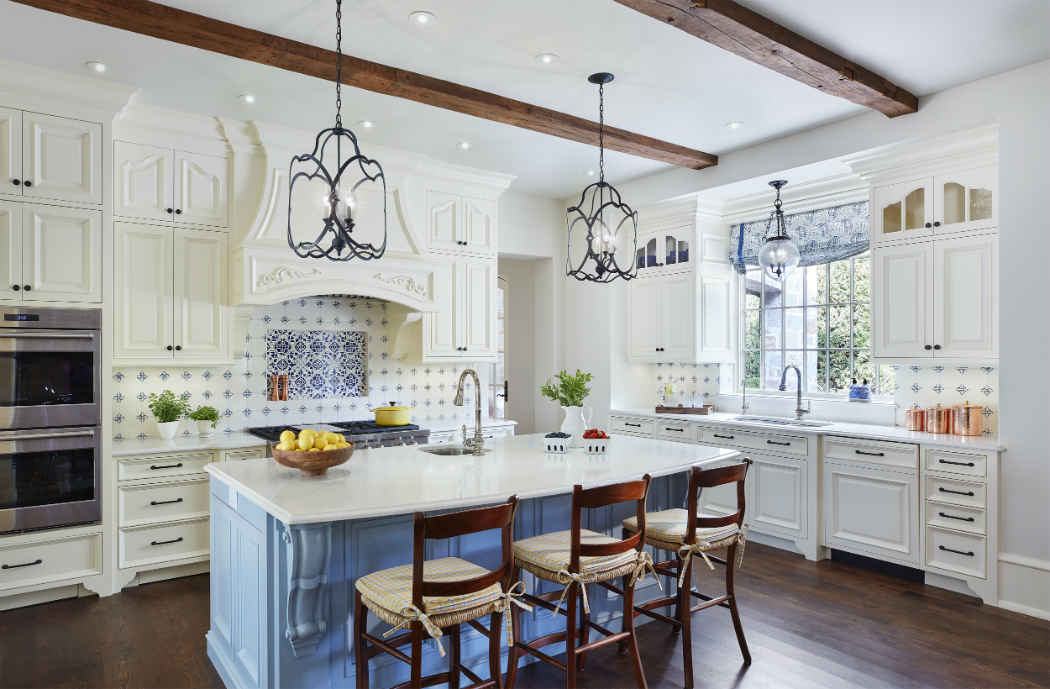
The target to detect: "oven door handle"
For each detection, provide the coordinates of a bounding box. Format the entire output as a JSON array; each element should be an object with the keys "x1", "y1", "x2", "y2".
[
  {"x1": 0, "y1": 331, "x2": 96, "y2": 339},
  {"x1": 0, "y1": 429, "x2": 96, "y2": 441}
]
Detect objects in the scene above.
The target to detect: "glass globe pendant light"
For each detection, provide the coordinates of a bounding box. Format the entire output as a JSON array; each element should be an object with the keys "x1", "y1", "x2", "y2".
[
  {"x1": 287, "y1": 0, "x2": 387, "y2": 261},
  {"x1": 757, "y1": 179, "x2": 800, "y2": 280},
  {"x1": 565, "y1": 73, "x2": 638, "y2": 283}
]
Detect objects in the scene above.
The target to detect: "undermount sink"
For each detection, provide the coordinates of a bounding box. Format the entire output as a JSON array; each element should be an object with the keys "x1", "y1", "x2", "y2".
[
  {"x1": 733, "y1": 415, "x2": 832, "y2": 428},
  {"x1": 419, "y1": 445, "x2": 491, "y2": 456}
]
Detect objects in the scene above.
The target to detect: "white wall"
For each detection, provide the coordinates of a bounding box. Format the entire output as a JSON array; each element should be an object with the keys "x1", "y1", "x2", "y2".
[
  {"x1": 560, "y1": 59, "x2": 1050, "y2": 618},
  {"x1": 498, "y1": 258, "x2": 537, "y2": 433},
  {"x1": 498, "y1": 190, "x2": 560, "y2": 258}
]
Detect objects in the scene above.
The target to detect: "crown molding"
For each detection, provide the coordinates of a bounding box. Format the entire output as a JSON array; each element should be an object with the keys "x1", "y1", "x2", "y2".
[
  {"x1": 0, "y1": 59, "x2": 135, "y2": 120},
  {"x1": 842, "y1": 124, "x2": 998, "y2": 182}
]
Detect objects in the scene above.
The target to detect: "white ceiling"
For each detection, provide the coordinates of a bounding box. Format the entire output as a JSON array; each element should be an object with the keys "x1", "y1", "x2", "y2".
[{"x1": 0, "y1": 0, "x2": 1046, "y2": 197}]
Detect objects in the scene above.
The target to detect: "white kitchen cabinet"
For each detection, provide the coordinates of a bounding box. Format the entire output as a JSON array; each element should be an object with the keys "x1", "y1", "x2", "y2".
[
  {"x1": 0, "y1": 107, "x2": 21, "y2": 197},
  {"x1": 628, "y1": 270, "x2": 733, "y2": 363},
  {"x1": 628, "y1": 279, "x2": 661, "y2": 359},
  {"x1": 21, "y1": 113, "x2": 102, "y2": 206},
  {"x1": 873, "y1": 235, "x2": 997, "y2": 360},
  {"x1": 749, "y1": 454, "x2": 806, "y2": 540},
  {"x1": 933, "y1": 165, "x2": 996, "y2": 235},
  {"x1": 823, "y1": 458, "x2": 920, "y2": 567},
  {"x1": 634, "y1": 224, "x2": 692, "y2": 276},
  {"x1": 425, "y1": 188, "x2": 496, "y2": 257},
  {"x1": 872, "y1": 176, "x2": 932, "y2": 243},
  {"x1": 20, "y1": 204, "x2": 102, "y2": 303},
  {"x1": 115, "y1": 221, "x2": 228, "y2": 362},
  {"x1": 0, "y1": 200, "x2": 20, "y2": 303},
  {"x1": 114, "y1": 141, "x2": 229, "y2": 229},
  {"x1": 422, "y1": 259, "x2": 496, "y2": 361}
]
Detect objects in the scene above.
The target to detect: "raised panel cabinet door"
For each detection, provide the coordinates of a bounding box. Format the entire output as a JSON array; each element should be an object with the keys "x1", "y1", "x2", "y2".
[
  {"x1": 823, "y1": 460, "x2": 919, "y2": 566},
  {"x1": 699, "y1": 272, "x2": 733, "y2": 361},
  {"x1": 0, "y1": 107, "x2": 21, "y2": 197},
  {"x1": 628, "y1": 279, "x2": 660, "y2": 360},
  {"x1": 21, "y1": 205, "x2": 101, "y2": 302},
  {"x1": 174, "y1": 151, "x2": 229, "y2": 228},
  {"x1": 462, "y1": 260, "x2": 496, "y2": 355},
  {"x1": 115, "y1": 141, "x2": 174, "y2": 222},
  {"x1": 462, "y1": 196, "x2": 497, "y2": 255},
  {"x1": 173, "y1": 229, "x2": 228, "y2": 360},
  {"x1": 422, "y1": 261, "x2": 458, "y2": 358},
  {"x1": 115, "y1": 222, "x2": 173, "y2": 359},
  {"x1": 0, "y1": 200, "x2": 21, "y2": 303},
  {"x1": 934, "y1": 235, "x2": 998, "y2": 358},
  {"x1": 426, "y1": 190, "x2": 460, "y2": 252},
  {"x1": 872, "y1": 177, "x2": 932, "y2": 243},
  {"x1": 661, "y1": 275, "x2": 695, "y2": 360},
  {"x1": 749, "y1": 454, "x2": 805, "y2": 539},
  {"x1": 872, "y1": 242, "x2": 933, "y2": 358},
  {"x1": 933, "y1": 165, "x2": 997, "y2": 234},
  {"x1": 22, "y1": 112, "x2": 102, "y2": 205}
]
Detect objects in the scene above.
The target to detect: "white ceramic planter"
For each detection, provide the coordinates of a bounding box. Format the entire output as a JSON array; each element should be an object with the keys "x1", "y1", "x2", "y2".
[
  {"x1": 155, "y1": 420, "x2": 181, "y2": 440},
  {"x1": 197, "y1": 420, "x2": 216, "y2": 437}
]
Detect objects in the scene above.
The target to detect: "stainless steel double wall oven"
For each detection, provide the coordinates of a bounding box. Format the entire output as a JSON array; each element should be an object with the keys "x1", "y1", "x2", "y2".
[{"x1": 0, "y1": 308, "x2": 101, "y2": 533}]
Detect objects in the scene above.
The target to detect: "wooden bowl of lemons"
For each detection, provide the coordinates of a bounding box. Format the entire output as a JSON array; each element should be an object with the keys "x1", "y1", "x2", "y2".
[{"x1": 271, "y1": 428, "x2": 354, "y2": 476}]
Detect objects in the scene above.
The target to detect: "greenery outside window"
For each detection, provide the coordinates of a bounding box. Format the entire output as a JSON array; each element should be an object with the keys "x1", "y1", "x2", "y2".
[{"x1": 742, "y1": 251, "x2": 895, "y2": 397}]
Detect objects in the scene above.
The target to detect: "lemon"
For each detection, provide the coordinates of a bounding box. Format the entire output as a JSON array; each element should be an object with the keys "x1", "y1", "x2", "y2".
[
  {"x1": 275, "y1": 441, "x2": 292, "y2": 451},
  {"x1": 296, "y1": 434, "x2": 314, "y2": 451},
  {"x1": 279, "y1": 430, "x2": 296, "y2": 443},
  {"x1": 323, "y1": 443, "x2": 339, "y2": 451},
  {"x1": 313, "y1": 435, "x2": 328, "y2": 450},
  {"x1": 336, "y1": 433, "x2": 346, "y2": 443},
  {"x1": 307, "y1": 448, "x2": 321, "y2": 452}
]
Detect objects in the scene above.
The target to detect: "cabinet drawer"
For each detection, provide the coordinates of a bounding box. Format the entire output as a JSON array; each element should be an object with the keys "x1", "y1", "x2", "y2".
[
  {"x1": 824, "y1": 436, "x2": 917, "y2": 470},
  {"x1": 926, "y1": 526, "x2": 986, "y2": 579},
  {"x1": 654, "y1": 419, "x2": 692, "y2": 441},
  {"x1": 119, "y1": 518, "x2": 209, "y2": 568},
  {"x1": 699, "y1": 427, "x2": 807, "y2": 457},
  {"x1": 926, "y1": 500, "x2": 986, "y2": 535},
  {"x1": 926, "y1": 475, "x2": 985, "y2": 508},
  {"x1": 118, "y1": 451, "x2": 214, "y2": 481},
  {"x1": 611, "y1": 417, "x2": 654, "y2": 436},
  {"x1": 0, "y1": 533, "x2": 101, "y2": 592},
  {"x1": 222, "y1": 447, "x2": 268, "y2": 462},
  {"x1": 119, "y1": 478, "x2": 209, "y2": 526},
  {"x1": 924, "y1": 448, "x2": 987, "y2": 478}
]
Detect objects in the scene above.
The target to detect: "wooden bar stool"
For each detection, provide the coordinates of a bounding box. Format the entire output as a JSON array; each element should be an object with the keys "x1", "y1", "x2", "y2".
[
  {"x1": 505, "y1": 475, "x2": 654, "y2": 689},
  {"x1": 353, "y1": 496, "x2": 527, "y2": 689},
  {"x1": 619, "y1": 460, "x2": 752, "y2": 688}
]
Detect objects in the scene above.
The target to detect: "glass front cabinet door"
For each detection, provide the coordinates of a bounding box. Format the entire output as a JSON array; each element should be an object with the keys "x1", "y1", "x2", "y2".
[
  {"x1": 873, "y1": 177, "x2": 933, "y2": 243},
  {"x1": 933, "y1": 165, "x2": 996, "y2": 234},
  {"x1": 635, "y1": 228, "x2": 690, "y2": 274}
]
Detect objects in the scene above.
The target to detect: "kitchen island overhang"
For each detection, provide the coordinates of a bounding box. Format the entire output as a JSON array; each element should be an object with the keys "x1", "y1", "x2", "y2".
[{"x1": 205, "y1": 434, "x2": 741, "y2": 689}]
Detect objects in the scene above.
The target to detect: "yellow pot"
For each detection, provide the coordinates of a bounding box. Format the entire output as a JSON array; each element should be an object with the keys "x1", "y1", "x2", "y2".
[{"x1": 372, "y1": 402, "x2": 413, "y2": 426}]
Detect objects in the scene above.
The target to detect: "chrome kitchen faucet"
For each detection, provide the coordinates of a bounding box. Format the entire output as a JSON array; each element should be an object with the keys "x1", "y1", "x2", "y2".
[{"x1": 454, "y1": 368, "x2": 486, "y2": 455}]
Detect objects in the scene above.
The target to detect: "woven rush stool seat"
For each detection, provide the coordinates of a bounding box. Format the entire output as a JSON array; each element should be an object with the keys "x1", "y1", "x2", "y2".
[
  {"x1": 623, "y1": 509, "x2": 743, "y2": 565},
  {"x1": 512, "y1": 529, "x2": 641, "y2": 582}
]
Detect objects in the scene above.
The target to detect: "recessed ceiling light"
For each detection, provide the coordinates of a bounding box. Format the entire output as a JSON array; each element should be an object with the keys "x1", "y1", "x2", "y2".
[
  {"x1": 536, "y1": 53, "x2": 559, "y2": 65},
  {"x1": 239, "y1": 93, "x2": 256, "y2": 104},
  {"x1": 586, "y1": 169, "x2": 595, "y2": 177},
  {"x1": 84, "y1": 61, "x2": 107, "y2": 74},
  {"x1": 358, "y1": 120, "x2": 374, "y2": 129},
  {"x1": 409, "y1": 10, "x2": 435, "y2": 25},
  {"x1": 726, "y1": 121, "x2": 743, "y2": 130},
  {"x1": 457, "y1": 141, "x2": 472, "y2": 151}
]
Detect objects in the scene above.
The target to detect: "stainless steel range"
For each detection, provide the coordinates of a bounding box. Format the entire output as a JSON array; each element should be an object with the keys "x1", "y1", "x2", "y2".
[{"x1": 247, "y1": 421, "x2": 430, "y2": 451}]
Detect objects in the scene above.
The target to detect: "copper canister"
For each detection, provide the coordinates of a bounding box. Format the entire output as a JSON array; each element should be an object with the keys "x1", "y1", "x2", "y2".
[
  {"x1": 953, "y1": 400, "x2": 984, "y2": 436},
  {"x1": 925, "y1": 404, "x2": 951, "y2": 434},
  {"x1": 904, "y1": 404, "x2": 925, "y2": 431}
]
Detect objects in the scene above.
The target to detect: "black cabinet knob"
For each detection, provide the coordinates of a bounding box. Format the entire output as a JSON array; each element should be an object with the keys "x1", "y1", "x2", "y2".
[
  {"x1": 933, "y1": 221, "x2": 941, "y2": 227},
  {"x1": 22, "y1": 285, "x2": 30, "y2": 291},
  {"x1": 11, "y1": 284, "x2": 19, "y2": 291},
  {"x1": 175, "y1": 209, "x2": 182, "y2": 215},
  {"x1": 933, "y1": 344, "x2": 941, "y2": 350},
  {"x1": 174, "y1": 345, "x2": 182, "y2": 351},
  {"x1": 11, "y1": 179, "x2": 19, "y2": 186},
  {"x1": 924, "y1": 222, "x2": 932, "y2": 228},
  {"x1": 22, "y1": 180, "x2": 31, "y2": 188},
  {"x1": 166, "y1": 345, "x2": 173, "y2": 351},
  {"x1": 166, "y1": 208, "x2": 173, "y2": 214},
  {"x1": 924, "y1": 345, "x2": 932, "y2": 350}
]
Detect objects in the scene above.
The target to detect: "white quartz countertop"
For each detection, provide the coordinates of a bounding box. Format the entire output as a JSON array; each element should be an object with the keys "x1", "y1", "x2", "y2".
[
  {"x1": 611, "y1": 408, "x2": 1006, "y2": 452},
  {"x1": 110, "y1": 432, "x2": 266, "y2": 457},
  {"x1": 205, "y1": 433, "x2": 740, "y2": 525},
  {"x1": 427, "y1": 418, "x2": 518, "y2": 433}
]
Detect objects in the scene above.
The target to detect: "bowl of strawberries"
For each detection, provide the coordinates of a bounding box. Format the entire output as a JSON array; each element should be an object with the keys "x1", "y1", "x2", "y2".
[{"x1": 582, "y1": 428, "x2": 611, "y2": 455}]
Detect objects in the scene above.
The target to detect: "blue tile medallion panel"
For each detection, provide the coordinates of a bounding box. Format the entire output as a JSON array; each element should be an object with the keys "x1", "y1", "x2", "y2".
[{"x1": 265, "y1": 329, "x2": 367, "y2": 399}]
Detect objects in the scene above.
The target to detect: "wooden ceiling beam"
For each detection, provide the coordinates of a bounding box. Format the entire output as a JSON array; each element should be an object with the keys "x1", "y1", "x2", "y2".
[
  {"x1": 614, "y1": 0, "x2": 918, "y2": 117},
  {"x1": 10, "y1": 0, "x2": 718, "y2": 169}
]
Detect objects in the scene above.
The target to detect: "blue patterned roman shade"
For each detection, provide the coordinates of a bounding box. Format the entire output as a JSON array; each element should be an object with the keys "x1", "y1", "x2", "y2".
[{"x1": 729, "y1": 200, "x2": 869, "y2": 274}]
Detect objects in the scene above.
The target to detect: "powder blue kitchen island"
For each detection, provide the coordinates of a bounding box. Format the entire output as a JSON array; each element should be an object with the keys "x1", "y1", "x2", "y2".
[{"x1": 204, "y1": 433, "x2": 739, "y2": 689}]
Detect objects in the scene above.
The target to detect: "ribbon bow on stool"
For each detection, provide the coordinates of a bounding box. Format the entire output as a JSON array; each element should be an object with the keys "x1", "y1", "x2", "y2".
[{"x1": 384, "y1": 605, "x2": 446, "y2": 657}]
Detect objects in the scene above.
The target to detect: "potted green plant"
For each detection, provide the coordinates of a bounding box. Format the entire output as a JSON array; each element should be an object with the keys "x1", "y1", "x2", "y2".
[
  {"x1": 188, "y1": 405, "x2": 220, "y2": 437},
  {"x1": 541, "y1": 369, "x2": 593, "y2": 446},
  {"x1": 148, "y1": 390, "x2": 190, "y2": 440}
]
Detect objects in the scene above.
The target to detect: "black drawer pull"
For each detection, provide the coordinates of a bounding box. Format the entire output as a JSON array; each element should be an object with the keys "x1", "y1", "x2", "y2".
[
  {"x1": 624, "y1": 422, "x2": 641, "y2": 428},
  {"x1": 766, "y1": 440, "x2": 791, "y2": 446},
  {"x1": 712, "y1": 433, "x2": 735, "y2": 440},
  {"x1": 2, "y1": 558, "x2": 42, "y2": 570},
  {"x1": 938, "y1": 459, "x2": 975, "y2": 467},
  {"x1": 938, "y1": 545, "x2": 974, "y2": 557},
  {"x1": 855, "y1": 449, "x2": 885, "y2": 457},
  {"x1": 939, "y1": 512, "x2": 976, "y2": 523},
  {"x1": 149, "y1": 462, "x2": 183, "y2": 470},
  {"x1": 665, "y1": 427, "x2": 684, "y2": 432},
  {"x1": 150, "y1": 537, "x2": 184, "y2": 546},
  {"x1": 150, "y1": 498, "x2": 184, "y2": 506},
  {"x1": 938, "y1": 487, "x2": 975, "y2": 497}
]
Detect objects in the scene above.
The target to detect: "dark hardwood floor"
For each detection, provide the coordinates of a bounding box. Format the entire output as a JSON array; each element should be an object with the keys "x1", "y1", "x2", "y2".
[{"x1": 1, "y1": 543, "x2": 1047, "y2": 689}]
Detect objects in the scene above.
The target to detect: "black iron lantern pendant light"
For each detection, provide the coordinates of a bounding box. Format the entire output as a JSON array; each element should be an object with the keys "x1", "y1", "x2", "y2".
[
  {"x1": 565, "y1": 73, "x2": 638, "y2": 283},
  {"x1": 757, "y1": 180, "x2": 801, "y2": 280},
  {"x1": 287, "y1": 0, "x2": 387, "y2": 261}
]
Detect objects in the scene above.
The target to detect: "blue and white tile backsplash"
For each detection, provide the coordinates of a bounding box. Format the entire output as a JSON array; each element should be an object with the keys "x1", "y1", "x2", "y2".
[
  {"x1": 112, "y1": 297, "x2": 478, "y2": 439},
  {"x1": 650, "y1": 362, "x2": 721, "y2": 406}
]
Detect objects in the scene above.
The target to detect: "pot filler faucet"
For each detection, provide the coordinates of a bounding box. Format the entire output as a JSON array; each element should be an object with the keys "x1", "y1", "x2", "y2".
[
  {"x1": 454, "y1": 368, "x2": 485, "y2": 455},
  {"x1": 779, "y1": 365, "x2": 811, "y2": 420}
]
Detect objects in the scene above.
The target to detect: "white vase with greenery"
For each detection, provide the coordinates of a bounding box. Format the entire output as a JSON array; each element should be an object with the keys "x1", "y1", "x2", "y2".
[
  {"x1": 148, "y1": 390, "x2": 190, "y2": 440},
  {"x1": 541, "y1": 369, "x2": 593, "y2": 447},
  {"x1": 189, "y1": 405, "x2": 220, "y2": 437}
]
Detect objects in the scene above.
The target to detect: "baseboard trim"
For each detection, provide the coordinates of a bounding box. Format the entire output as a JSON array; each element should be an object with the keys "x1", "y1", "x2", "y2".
[
  {"x1": 997, "y1": 600, "x2": 1050, "y2": 622},
  {"x1": 999, "y1": 552, "x2": 1050, "y2": 572},
  {"x1": 997, "y1": 553, "x2": 1050, "y2": 622}
]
